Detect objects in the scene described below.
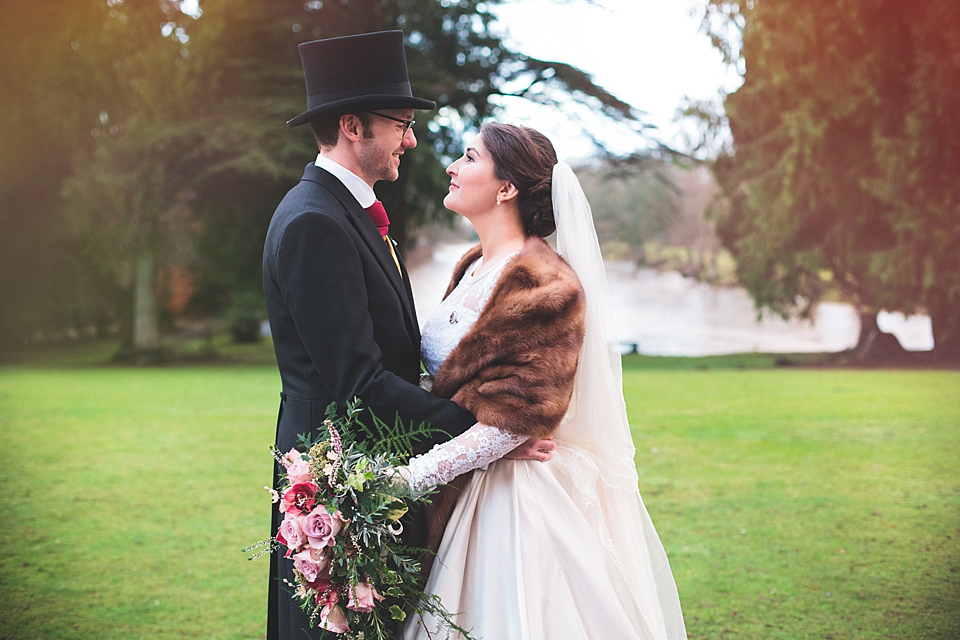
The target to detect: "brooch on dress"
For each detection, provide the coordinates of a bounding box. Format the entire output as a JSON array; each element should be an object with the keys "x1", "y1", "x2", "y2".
[{"x1": 448, "y1": 311, "x2": 459, "y2": 324}]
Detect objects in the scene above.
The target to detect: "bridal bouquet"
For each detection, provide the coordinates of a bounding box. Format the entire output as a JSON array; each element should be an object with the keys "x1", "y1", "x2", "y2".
[{"x1": 245, "y1": 399, "x2": 469, "y2": 640}]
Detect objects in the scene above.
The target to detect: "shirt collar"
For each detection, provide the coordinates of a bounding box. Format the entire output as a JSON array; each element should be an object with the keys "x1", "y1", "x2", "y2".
[{"x1": 315, "y1": 153, "x2": 377, "y2": 209}]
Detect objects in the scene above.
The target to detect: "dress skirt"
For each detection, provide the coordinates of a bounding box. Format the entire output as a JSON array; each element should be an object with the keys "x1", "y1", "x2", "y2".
[{"x1": 402, "y1": 448, "x2": 668, "y2": 640}]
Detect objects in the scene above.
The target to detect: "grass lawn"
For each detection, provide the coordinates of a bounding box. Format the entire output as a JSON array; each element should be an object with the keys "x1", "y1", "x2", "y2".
[
  {"x1": 0, "y1": 365, "x2": 280, "y2": 640},
  {"x1": 0, "y1": 353, "x2": 957, "y2": 638},
  {"x1": 626, "y1": 369, "x2": 960, "y2": 639}
]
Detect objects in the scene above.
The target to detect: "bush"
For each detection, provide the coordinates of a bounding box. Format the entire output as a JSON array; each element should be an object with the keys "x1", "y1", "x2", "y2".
[{"x1": 227, "y1": 289, "x2": 264, "y2": 344}]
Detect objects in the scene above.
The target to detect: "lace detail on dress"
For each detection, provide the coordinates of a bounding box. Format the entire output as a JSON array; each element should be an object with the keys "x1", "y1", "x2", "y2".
[
  {"x1": 404, "y1": 423, "x2": 527, "y2": 492},
  {"x1": 405, "y1": 251, "x2": 525, "y2": 492},
  {"x1": 552, "y1": 443, "x2": 620, "y2": 561},
  {"x1": 420, "y1": 252, "x2": 516, "y2": 376}
]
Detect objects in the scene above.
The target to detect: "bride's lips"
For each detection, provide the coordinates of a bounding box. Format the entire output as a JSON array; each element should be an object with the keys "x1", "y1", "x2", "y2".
[{"x1": 448, "y1": 182, "x2": 459, "y2": 190}]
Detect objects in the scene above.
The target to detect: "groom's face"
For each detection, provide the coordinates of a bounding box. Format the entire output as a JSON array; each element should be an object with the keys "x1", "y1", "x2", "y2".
[{"x1": 355, "y1": 109, "x2": 417, "y2": 184}]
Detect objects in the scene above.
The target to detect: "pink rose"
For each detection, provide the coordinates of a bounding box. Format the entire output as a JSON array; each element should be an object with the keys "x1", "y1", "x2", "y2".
[
  {"x1": 284, "y1": 449, "x2": 313, "y2": 484},
  {"x1": 346, "y1": 581, "x2": 383, "y2": 613},
  {"x1": 280, "y1": 482, "x2": 318, "y2": 516},
  {"x1": 319, "y1": 604, "x2": 349, "y2": 633},
  {"x1": 303, "y1": 505, "x2": 342, "y2": 548},
  {"x1": 277, "y1": 513, "x2": 305, "y2": 554},
  {"x1": 292, "y1": 548, "x2": 330, "y2": 583},
  {"x1": 281, "y1": 448, "x2": 298, "y2": 468}
]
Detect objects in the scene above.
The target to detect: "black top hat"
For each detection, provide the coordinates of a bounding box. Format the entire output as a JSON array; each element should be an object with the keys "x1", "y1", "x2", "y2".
[{"x1": 287, "y1": 30, "x2": 436, "y2": 128}]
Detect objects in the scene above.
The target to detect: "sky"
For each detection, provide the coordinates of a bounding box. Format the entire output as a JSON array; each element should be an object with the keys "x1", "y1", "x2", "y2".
[{"x1": 489, "y1": 0, "x2": 742, "y2": 160}]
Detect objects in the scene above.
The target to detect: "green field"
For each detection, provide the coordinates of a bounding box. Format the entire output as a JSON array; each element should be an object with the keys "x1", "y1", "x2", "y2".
[{"x1": 0, "y1": 355, "x2": 957, "y2": 639}]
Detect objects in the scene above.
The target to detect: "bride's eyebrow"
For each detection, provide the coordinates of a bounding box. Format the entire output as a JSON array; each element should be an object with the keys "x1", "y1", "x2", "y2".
[{"x1": 466, "y1": 147, "x2": 480, "y2": 156}]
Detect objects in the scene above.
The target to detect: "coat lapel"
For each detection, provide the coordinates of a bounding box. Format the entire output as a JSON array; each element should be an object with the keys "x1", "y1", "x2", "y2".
[{"x1": 306, "y1": 166, "x2": 420, "y2": 339}]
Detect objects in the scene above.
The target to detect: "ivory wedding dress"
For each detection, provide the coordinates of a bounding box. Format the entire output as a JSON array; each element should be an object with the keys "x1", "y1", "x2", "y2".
[{"x1": 401, "y1": 163, "x2": 686, "y2": 640}]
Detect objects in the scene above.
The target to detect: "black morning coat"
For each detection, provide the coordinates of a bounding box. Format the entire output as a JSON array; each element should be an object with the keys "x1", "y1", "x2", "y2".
[{"x1": 262, "y1": 162, "x2": 476, "y2": 639}]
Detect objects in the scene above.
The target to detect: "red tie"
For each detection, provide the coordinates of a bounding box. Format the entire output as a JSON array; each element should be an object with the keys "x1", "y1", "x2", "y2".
[
  {"x1": 366, "y1": 200, "x2": 401, "y2": 275},
  {"x1": 365, "y1": 200, "x2": 390, "y2": 237}
]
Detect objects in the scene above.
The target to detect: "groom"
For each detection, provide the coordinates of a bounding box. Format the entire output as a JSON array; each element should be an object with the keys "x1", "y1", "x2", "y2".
[{"x1": 262, "y1": 31, "x2": 552, "y2": 639}]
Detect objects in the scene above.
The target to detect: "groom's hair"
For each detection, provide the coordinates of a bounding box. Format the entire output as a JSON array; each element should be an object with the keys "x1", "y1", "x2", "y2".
[{"x1": 309, "y1": 111, "x2": 374, "y2": 150}]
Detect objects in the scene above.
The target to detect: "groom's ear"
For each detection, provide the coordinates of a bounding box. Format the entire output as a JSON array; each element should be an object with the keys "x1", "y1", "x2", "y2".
[
  {"x1": 339, "y1": 114, "x2": 366, "y2": 143},
  {"x1": 499, "y1": 182, "x2": 519, "y2": 204}
]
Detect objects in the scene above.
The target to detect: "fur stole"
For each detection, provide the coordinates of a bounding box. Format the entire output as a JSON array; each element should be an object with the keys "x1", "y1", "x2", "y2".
[
  {"x1": 423, "y1": 237, "x2": 586, "y2": 557},
  {"x1": 432, "y1": 237, "x2": 586, "y2": 439}
]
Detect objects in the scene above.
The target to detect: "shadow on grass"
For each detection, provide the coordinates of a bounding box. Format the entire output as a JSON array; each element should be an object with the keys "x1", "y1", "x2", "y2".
[
  {"x1": 622, "y1": 348, "x2": 952, "y2": 370},
  {"x1": 3, "y1": 333, "x2": 951, "y2": 371},
  {"x1": 0, "y1": 332, "x2": 279, "y2": 369}
]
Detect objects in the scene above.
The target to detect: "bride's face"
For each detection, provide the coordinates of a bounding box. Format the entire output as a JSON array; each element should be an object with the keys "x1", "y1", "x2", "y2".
[{"x1": 443, "y1": 135, "x2": 505, "y2": 218}]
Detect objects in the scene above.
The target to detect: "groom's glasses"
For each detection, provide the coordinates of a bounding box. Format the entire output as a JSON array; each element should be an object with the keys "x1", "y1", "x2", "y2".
[{"x1": 368, "y1": 111, "x2": 416, "y2": 136}]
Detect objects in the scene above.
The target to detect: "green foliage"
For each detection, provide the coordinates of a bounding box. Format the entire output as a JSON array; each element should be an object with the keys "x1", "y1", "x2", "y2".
[
  {"x1": 0, "y1": 0, "x2": 650, "y2": 349},
  {"x1": 325, "y1": 399, "x2": 450, "y2": 462},
  {"x1": 47, "y1": 0, "x2": 207, "y2": 351},
  {"x1": 225, "y1": 288, "x2": 264, "y2": 344},
  {"x1": 576, "y1": 159, "x2": 679, "y2": 264},
  {"x1": 266, "y1": 399, "x2": 469, "y2": 638},
  {"x1": 704, "y1": 0, "x2": 960, "y2": 358},
  {"x1": 0, "y1": 0, "x2": 154, "y2": 346}
]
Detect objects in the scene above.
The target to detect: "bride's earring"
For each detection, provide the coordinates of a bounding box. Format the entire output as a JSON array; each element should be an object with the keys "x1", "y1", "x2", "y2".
[{"x1": 496, "y1": 197, "x2": 501, "y2": 206}]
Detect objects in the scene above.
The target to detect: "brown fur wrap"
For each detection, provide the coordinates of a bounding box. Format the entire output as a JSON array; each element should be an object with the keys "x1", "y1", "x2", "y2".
[
  {"x1": 432, "y1": 238, "x2": 586, "y2": 438},
  {"x1": 423, "y1": 237, "x2": 586, "y2": 557}
]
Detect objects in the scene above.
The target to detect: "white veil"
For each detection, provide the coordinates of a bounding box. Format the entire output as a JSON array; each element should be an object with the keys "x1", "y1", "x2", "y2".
[{"x1": 552, "y1": 161, "x2": 687, "y2": 640}]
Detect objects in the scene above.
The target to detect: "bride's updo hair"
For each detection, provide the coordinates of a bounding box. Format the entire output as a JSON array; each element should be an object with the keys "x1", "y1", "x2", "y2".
[{"x1": 479, "y1": 123, "x2": 558, "y2": 237}]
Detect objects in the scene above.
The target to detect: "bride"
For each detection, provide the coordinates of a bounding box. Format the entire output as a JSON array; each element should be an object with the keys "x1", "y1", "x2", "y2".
[{"x1": 399, "y1": 123, "x2": 686, "y2": 640}]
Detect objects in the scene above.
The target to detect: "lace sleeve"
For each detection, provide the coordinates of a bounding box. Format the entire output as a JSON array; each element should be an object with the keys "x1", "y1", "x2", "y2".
[{"x1": 402, "y1": 423, "x2": 527, "y2": 492}]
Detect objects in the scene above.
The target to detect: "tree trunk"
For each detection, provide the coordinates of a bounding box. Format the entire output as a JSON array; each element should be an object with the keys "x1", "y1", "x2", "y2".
[
  {"x1": 930, "y1": 295, "x2": 960, "y2": 363},
  {"x1": 854, "y1": 309, "x2": 906, "y2": 361},
  {"x1": 114, "y1": 249, "x2": 163, "y2": 363},
  {"x1": 635, "y1": 241, "x2": 647, "y2": 267},
  {"x1": 133, "y1": 250, "x2": 160, "y2": 350},
  {"x1": 854, "y1": 311, "x2": 880, "y2": 352}
]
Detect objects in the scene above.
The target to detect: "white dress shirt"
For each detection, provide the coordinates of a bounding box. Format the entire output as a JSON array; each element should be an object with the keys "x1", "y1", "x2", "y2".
[{"x1": 314, "y1": 153, "x2": 376, "y2": 209}]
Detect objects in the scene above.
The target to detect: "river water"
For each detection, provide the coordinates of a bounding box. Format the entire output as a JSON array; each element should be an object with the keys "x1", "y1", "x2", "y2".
[{"x1": 408, "y1": 243, "x2": 934, "y2": 357}]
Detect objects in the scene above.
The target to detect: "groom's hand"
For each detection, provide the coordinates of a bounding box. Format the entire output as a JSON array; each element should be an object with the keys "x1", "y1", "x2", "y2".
[{"x1": 505, "y1": 436, "x2": 555, "y2": 462}]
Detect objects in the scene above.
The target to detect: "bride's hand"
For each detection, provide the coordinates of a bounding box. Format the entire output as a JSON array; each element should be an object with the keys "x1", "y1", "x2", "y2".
[{"x1": 504, "y1": 436, "x2": 555, "y2": 462}]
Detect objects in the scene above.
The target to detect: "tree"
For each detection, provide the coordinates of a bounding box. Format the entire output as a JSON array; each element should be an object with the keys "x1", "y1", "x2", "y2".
[
  {"x1": 863, "y1": 1, "x2": 960, "y2": 361},
  {"x1": 0, "y1": 0, "x2": 115, "y2": 349},
  {"x1": 58, "y1": 0, "x2": 208, "y2": 361},
  {"x1": 664, "y1": 165, "x2": 724, "y2": 281},
  {"x1": 577, "y1": 160, "x2": 678, "y2": 265},
  {"x1": 1, "y1": 0, "x2": 650, "y2": 354},
  {"x1": 703, "y1": 0, "x2": 960, "y2": 361}
]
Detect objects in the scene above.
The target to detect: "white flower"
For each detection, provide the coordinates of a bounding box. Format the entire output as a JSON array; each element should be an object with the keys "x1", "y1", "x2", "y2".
[{"x1": 264, "y1": 486, "x2": 280, "y2": 503}]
